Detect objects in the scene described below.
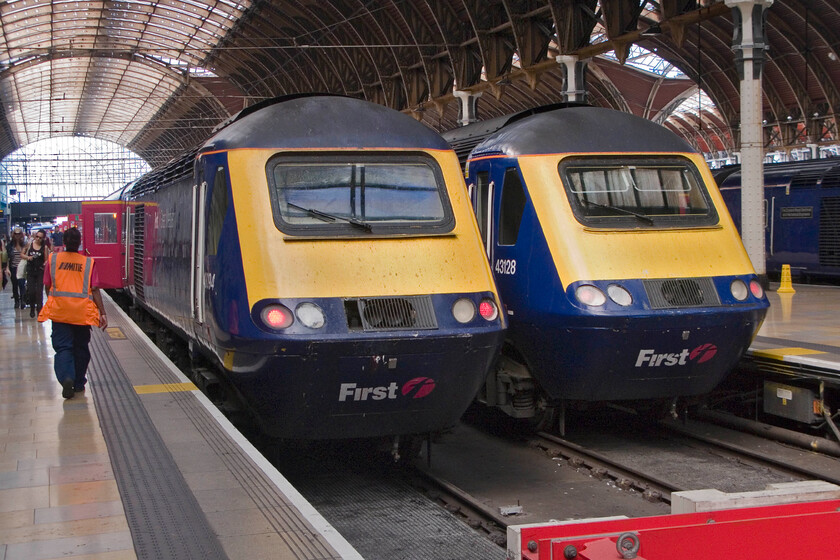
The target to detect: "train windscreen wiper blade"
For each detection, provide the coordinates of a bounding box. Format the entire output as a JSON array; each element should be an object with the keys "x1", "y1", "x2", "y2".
[
  {"x1": 582, "y1": 200, "x2": 654, "y2": 225},
  {"x1": 287, "y1": 202, "x2": 373, "y2": 232}
]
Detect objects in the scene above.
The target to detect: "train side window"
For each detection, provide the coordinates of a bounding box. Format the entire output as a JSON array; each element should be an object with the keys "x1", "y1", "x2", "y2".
[
  {"x1": 206, "y1": 167, "x2": 228, "y2": 256},
  {"x1": 93, "y1": 213, "x2": 118, "y2": 244},
  {"x1": 499, "y1": 168, "x2": 526, "y2": 246}
]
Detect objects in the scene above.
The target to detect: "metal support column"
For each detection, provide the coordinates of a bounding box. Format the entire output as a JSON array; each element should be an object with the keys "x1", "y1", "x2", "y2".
[
  {"x1": 725, "y1": 0, "x2": 774, "y2": 284},
  {"x1": 555, "y1": 55, "x2": 589, "y2": 104},
  {"x1": 453, "y1": 90, "x2": 481, "y2": 127}
]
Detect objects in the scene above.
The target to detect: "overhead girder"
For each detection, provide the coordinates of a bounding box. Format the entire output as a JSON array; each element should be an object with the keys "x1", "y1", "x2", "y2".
[
  {"x1": 547, "y1": 0, "x2": 599, "y2": 54},
  {"x1": 129, "y1": 83, "x2": 231, "y2": 167},
  {"x1": 639, "y1": 10, "x2": 741, "y2": 133},
  {"x1": 389, "y1": 2, "x2": 440, "y2": 108},
  {"x1": 765, "y1": 1, "x2": 840, "y2": 132},
  {"x1": 652, "y1": 84, "x2": 699, "y2": 125},
  {"x1": 668, "y1": 111, "x2": 721, "y2": 154},
  {"x1": 458, "y1": 1, "x2": 516, "y2": 83},
  {"x1": 502, "y1": 0, "x2": 553, "y2": 69},
  {"x1": 423, "y1": 0, "x2": 463, "y2": 99},
  {"x1": 352, "y1": 1, "x2": 427, "y2": 109},
  {"x1": 599, "y1": 0, "x2": 644, "y2": 64},
  {"x1": 586, "y1": 63, "x2": 631, "y2": 113},
  {"x1": 222, "y1": 5, "x2": 334, "y2": 96}
]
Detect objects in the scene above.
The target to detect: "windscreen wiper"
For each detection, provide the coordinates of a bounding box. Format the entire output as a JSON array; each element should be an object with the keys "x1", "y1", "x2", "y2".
[
  {"x1": 287, "y1": 202, "x2": 372, "y2": 232},
  {"x1": 582, "y1": 199, "x2": 654, "y2": 225}
]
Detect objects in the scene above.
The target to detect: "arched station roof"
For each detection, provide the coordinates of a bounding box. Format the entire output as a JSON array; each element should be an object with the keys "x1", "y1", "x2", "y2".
[{"x1": 0, "y1": 0, "x2": 838, "y2": 168}]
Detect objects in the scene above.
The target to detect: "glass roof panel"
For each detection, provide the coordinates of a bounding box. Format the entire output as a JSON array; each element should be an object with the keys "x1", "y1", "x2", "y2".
[{"x1": 0, "y1": 0, "x2": 251, "y2": 148}]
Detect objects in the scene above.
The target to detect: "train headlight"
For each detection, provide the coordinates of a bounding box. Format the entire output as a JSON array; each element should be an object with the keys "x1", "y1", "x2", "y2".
[
  {"x1": 478, "y1": 299, "x2": 499, "y2": 321},
  {"x1": 295, "y1": 303, "x2": 325, "y2": 329},
  {"x1": 452, "y1": 298, "x2": 476, "y2": 323},
  {"x1": 607, "y1": 284, "x2": 633, "y2": 306},
  {"x1": 260, "y1": 304, "x2": 294, "y2": 329},
  {"x1": 730, "y1": 279, "x2": 748, "y2": 301},
  {"x1": 749, "y1": 280, "x2": 764, "y2": 299},
  {"x1": 575, "y1": 285, "x2": 606, "y2": 306}
]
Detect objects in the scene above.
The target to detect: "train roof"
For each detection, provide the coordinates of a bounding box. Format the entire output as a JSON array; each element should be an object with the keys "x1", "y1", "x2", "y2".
[
  {"x1": 444, "y1": 105, "x2": 694, "y2": 163},
  {"x1": 128, "y1": 95, "x2": 451, "y2": 199},
  {"x1": 206, "y1": 94, "x2": 450, "y2": 152},
  {"x1": 713, "y1": 156, "x2": 840, "y2": 189}
]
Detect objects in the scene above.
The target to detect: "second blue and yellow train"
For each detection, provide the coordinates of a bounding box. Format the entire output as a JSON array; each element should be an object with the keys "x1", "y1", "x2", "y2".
[{"x1": 444, "y1": 104, "x2": 769, "y2": 430}]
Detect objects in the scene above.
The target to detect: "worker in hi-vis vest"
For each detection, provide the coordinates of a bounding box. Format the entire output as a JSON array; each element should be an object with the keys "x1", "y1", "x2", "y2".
[{"x1": 38, "y1": 227, "x2": 108, "y2": 399}]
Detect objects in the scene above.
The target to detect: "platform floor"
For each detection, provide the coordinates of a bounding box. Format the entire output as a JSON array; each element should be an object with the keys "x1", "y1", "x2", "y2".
[
  {"x1": 747, "y1": 282, "x2": 840, "y2": 379},
  {"x1": 0, "y1": 290, "x2": 361, "y2": 560}
]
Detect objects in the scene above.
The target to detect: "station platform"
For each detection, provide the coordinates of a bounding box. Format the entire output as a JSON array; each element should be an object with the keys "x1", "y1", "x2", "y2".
[
  {"x1": 746, "y1": 283, "x2": 840, "y2": 383},
  {"x1": 0, "y1": 291, "x2": 362, "y2": 560}
]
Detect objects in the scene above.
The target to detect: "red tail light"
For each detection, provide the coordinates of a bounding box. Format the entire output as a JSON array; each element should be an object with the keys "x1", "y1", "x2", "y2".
[
  {"x1": 478, "y1": 299, "x2": 498, "y2": 321},
  {"x1": 260, "y1": 305, "x2": 293, "y2": 329}
]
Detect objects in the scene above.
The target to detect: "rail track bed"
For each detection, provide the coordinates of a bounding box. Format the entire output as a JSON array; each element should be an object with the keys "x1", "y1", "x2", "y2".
[{"x1": 248, "y1": 406, "x2": 840, "y2": 558}]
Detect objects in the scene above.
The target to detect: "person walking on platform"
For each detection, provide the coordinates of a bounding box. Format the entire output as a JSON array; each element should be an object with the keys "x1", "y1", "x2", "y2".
[
  {"x1": 7, "y1": 227, "x2": 27, "y2": 309},
  {"x1": 23, "y1": 229, "x2": 50, "y2": 317},
  {"x1": 38, "y1": 228, "x2": 108, "y2": 399},
  {"x1": 1, "y1": 237, "x2": 7, "y2": 290}
]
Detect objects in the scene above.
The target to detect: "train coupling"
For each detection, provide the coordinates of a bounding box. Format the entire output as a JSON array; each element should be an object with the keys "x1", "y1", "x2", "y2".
[{"x1": 669, "y1": 399, "x2": 679, "y2": 421}]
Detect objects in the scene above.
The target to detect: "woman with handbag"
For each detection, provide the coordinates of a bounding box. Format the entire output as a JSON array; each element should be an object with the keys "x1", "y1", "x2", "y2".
[
  {"x1": 7, "y1": 227, "x2": 27, "y2": 309},
  {"x1": 22, "y1": 230, "x2": 50, "y2": 317}
]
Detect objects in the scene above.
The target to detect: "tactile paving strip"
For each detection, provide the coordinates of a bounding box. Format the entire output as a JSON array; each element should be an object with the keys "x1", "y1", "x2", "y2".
[
  {"x1": 88, "y1": 328, "x2": 228, "y2": 559},
  {"x1": 94, "y1": 302, "x2": 343, "y2": 559}
]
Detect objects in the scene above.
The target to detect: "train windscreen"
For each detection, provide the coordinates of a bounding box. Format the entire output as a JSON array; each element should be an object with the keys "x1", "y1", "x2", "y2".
[
  {"x1": 266, "y1": 152, "x2": 455, "y2": 236},
  {"x1": 558, "y1": 156, "x2": 719, "y2": 228}
]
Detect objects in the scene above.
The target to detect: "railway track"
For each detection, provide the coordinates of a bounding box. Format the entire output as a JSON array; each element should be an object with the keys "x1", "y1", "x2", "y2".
[
  {"x1": 530, "y1": 431, "x2": 686, "y2": 505},
  {"x1": 659, "y1": 414, "x2": 840, "y2": 486},
  {"x1": 407, "y1": 409, "x2": 840, "y2": 551},
  {"x1": 254, "y1": 408, "x2": 840, "y2": 557}
]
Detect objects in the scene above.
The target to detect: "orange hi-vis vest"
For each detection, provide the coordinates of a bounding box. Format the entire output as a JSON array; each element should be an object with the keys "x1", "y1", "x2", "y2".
[{"x1": 38, "y1": 251, "x2": 100, "y2": 326}]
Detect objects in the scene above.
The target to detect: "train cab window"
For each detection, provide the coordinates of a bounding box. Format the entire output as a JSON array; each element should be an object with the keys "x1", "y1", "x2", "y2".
[
  {"x1": 93, "y1": 213, "x2": 118, "y2": 244},
  {"x1": 499, "y1": 168, "x2": 526, "y2": 245},
  {"x1": 267, "y1": 153, "x2": 454, "y2": 236},
  {"x1": 559, "y1": 156, "x2": 718, "y2": 228}
]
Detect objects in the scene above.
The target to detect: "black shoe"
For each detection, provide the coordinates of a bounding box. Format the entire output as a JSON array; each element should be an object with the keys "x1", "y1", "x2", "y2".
[
  {"x1": 62, "y1": 379, "x2": 75, "y2": 399},
  {"x1": 30, "y1": 308, "x2": 35, "y2": 318}
]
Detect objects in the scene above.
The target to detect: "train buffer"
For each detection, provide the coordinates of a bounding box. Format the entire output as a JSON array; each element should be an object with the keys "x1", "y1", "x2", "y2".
[{"x1": 507, "y1": 483, "x2": 840, "y2": 559}]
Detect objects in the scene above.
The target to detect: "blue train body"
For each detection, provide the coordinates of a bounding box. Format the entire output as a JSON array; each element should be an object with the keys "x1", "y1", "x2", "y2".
[
  {"x1": 445, "y1": 105, "x2": 768, "y2": 425},
  {"x1": 120, "y1": 95, "x2": 505, "y2": 441},
  {"x1": 714, "y1": 158, "x2": 840, "y2": 281}
]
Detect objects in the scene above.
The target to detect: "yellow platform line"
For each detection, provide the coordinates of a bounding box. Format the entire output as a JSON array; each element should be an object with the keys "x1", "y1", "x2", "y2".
[
  {"x1": 135, "y1": 382, "x2": 198, "y2": 394},
  {"x1": 752, "y1": 347, "x2": 827, "y2": 360}
]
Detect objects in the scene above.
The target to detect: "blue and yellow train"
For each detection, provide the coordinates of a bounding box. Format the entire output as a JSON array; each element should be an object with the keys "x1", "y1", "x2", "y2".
[
  {"x1": 444, "y1": 105, "x2": 769, "y2": 429},
  {"x1": 109, "y1": 95, "x2": 505, "y2": 446},
  {"x1": 714, "y1": 158, "x2": 840, "y2": 282}
]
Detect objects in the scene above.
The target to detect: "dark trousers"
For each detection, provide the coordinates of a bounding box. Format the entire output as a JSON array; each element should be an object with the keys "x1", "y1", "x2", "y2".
[
  {"x1": 26, "y1": 272, "x2": 44, "y2": 311},
  {"x1": 51, "y1": 322, "x2": 92, "y2": 390},
  {"x1": 10, "y1": 266, "x2": 24, "y2": 305}
]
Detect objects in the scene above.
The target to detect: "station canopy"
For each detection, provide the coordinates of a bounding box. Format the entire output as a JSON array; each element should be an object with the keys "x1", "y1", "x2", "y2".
[{"x1": 1, "y1": 0, "x2": 840, "y2": 170}]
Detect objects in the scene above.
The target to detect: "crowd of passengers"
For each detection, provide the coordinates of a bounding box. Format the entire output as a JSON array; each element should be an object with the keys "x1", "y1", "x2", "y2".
[{"x1": 1, "y1": 226, "x2": 52, "y2": 317}]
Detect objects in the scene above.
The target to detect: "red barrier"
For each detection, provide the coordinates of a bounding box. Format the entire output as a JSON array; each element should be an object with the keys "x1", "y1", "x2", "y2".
[{"x1": 507, "y1": 499, "x2": 840, "y2": 560}]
